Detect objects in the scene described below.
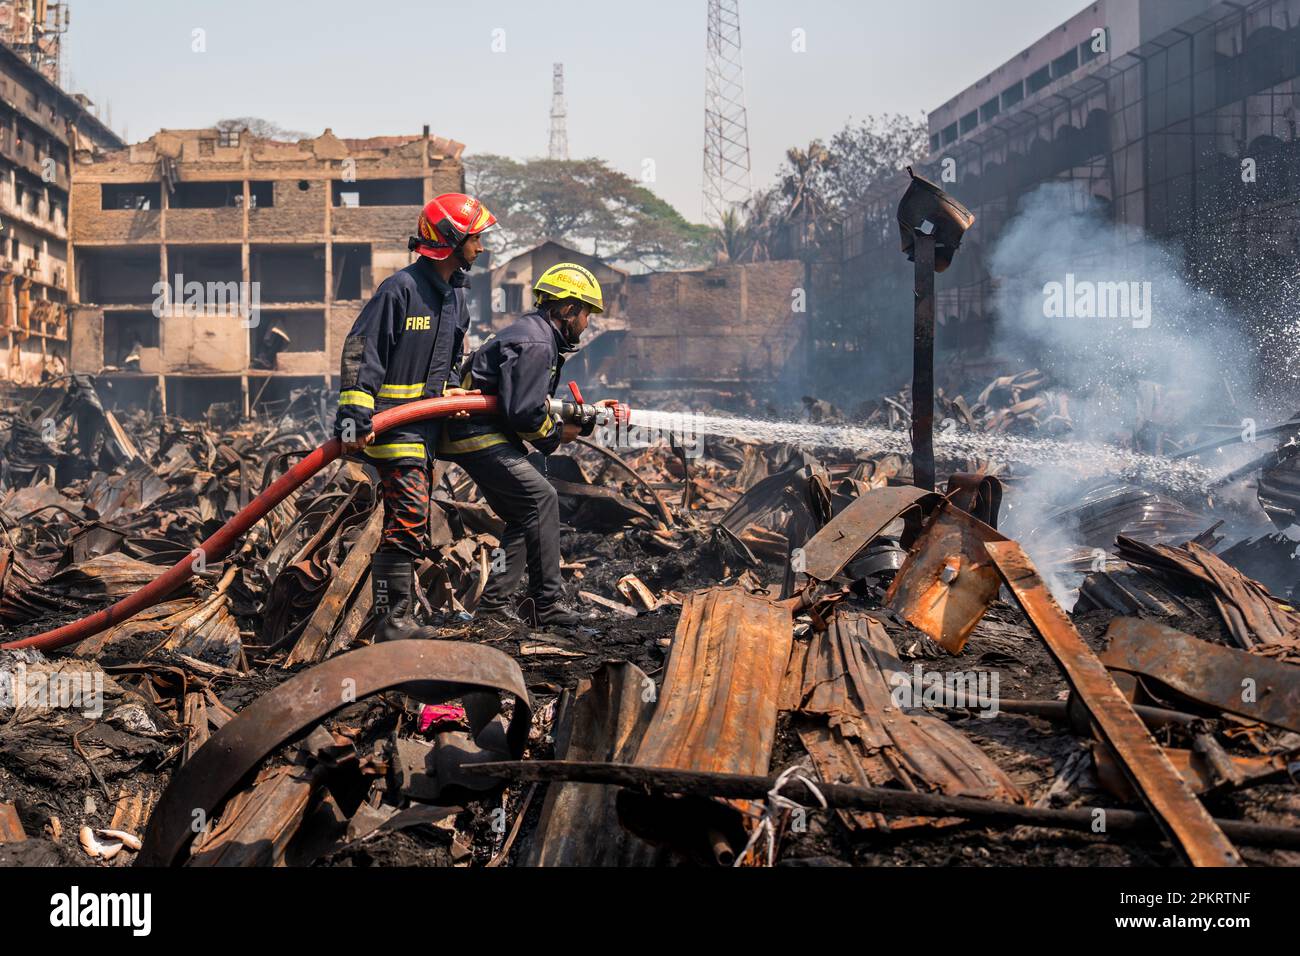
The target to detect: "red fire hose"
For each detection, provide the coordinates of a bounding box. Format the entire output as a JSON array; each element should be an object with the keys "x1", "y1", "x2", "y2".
[{"x1": 2, "y1": 395, "x2": 500, "y2": 653}]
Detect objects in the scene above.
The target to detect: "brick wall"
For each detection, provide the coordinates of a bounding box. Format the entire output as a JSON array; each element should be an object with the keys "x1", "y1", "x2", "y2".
[
  {"x1": 620, "y1": 260, "x2": 805, "y2": 383},
  {"x1": 250, "y1": 179, "x2": 326, "y2": 240},
  {"x1": 333, "y1": 206, "x2": 419, "y2": 243},
  {"x1": 166, "y1": 208, "x2": 243, "y2": 243}
]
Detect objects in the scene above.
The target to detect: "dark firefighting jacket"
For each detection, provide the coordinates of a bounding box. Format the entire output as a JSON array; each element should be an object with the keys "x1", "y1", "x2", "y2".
[
  {"x1": 334, "y1": 259, "x2": 470, "y2": 466},
  {"x1": 439, "y1": 310, "x2": 570, "y2": 458}
]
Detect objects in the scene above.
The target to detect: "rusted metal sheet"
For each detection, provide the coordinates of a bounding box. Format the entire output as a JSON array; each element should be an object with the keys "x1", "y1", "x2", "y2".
[
  {"x1": 284, "y1": 507, "x2": 384, "y2": 666},
  {"x1": 188, "y1": 764, "x2": 317, "y2": 867},
  {"x1": 885, "y1": 501, "x2": 1002, "y2": 654},
  {"x1": 526, "y1": 661, "x2": 665, "y2": 867},
  {"x1": 719, "y1": 465, "x2": 814, "y2": 535},
  {"x1": 632, "y1": 587, "x2": 791, "y2": 774},
  {"x1": 1100, "y1": 617, "x2": 1300, "y2": 734},
  {"x1": 792, "y1": 610, "x2": 1022, "y2": 831},
  {"x1": 182, "y1": 691, "x2": 209, "y2": 765},
  {"x1": 1116, "y1": 536, "x2": 1300, "y2": 661},
  {"x1": 618, "y1": 586, "x2": 792, "y2": 863},
  {"x1": 1093, "y1": 742, "x2": 1291, "y2": 799},
  {"x1": 0, "y1": 802, "x2": 25, "y2": 842},
  {"x1": 985, "y1": 539, "x2": 1242, "y2": 868},
  {"x1": 137, "y1": 641, "x2": 531, "y2": 867},
  {"x1": 1075, "y1": 568, "x2": 1200, "y2": 619},
  {"x1": 1052, "y1": 484, "x2": 1209, "y2": 551},
  {"x1": 1258, "y1": 450, "x2": 1300, "y2": 530},
  {"x1": 946, "y1": 473, "x2": 1003, "y2": 528},
  {"x1": 801, "y1": 486, "x2": 940, "y2": 582}
]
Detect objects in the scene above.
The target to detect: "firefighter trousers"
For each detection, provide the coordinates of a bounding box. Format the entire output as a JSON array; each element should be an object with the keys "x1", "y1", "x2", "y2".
[
  {"x1": 377, "y1": 463, "x2": 433, "y2": 558},
  {"x1": 452, "y1": 443, "x2": 563, "y2": 609}
]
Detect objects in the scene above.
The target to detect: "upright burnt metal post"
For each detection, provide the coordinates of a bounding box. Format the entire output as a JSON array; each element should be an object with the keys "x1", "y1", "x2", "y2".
[
  {"x1": 896, "y1": 168, "x2": 975, "y2": 492},
  {"x1": 911, "y1": 225, "x2": 937, "y2": 490}
]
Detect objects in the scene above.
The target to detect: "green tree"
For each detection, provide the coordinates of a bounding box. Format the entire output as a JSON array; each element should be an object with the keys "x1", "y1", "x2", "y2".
[
  {"x1": 816, "y1": 113, "x2": 929, "y2": 212},
  {"x1": 714, "y1": 113, "x2": 928, "y2": 261},
  {"x1": 214, "y1": 117, "x2": 308, "y2": 142},
  {"x1": 465, "y1": 155, "x2": 710, "y2": 270}
]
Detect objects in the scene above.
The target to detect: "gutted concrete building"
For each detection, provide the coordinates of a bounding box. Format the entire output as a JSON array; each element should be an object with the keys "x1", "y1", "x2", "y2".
[
  {"x1": 68, "y1": 126, "x2": 465, "y2": 415},
  {"x1": 0, "y1": 34, "x2": 121, "y2": 385}
]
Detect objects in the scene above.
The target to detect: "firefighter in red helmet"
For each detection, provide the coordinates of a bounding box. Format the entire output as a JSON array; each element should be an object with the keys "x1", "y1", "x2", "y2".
[{"x1": 334, "y1": 193, "x2": 496, "y2": 641}]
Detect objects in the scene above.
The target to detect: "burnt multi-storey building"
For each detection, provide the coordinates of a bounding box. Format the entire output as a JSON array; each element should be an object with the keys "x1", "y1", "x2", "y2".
[
  {"x1": 68, "y1": 127, "x2": 466, "y2": 416},
  {"x1": 0, "y1": 32, "x2": 121, "y2": 385}
]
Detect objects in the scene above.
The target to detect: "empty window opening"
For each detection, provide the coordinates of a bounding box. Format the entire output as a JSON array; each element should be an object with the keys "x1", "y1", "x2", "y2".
[
  {"x1": 250, "y1": 311, "x2": 325, "y2": 369},
  {"x1": 102, "y1": 183, "x2": 161, "y2": 210},
  {"x1": 99, "y1": 376, "x2": 160, "y2": 414},
  {"x1": 250, "y1": 246, "x2": 326, "y2": 302},
  {"x1": 171, "y1": 181, "x2": 245, "y2": 209},
  {"x1": 504, "y1": 282, "x2": 524, "y2": 313},
  {"x1": 332, "y1": 178, "x2": 423, "y2": 207},
  {"x1": 249, "y1": 181, "x2": 274, "y2": 208},
  {"x1": 77, "y1": 248, "x2": 160, "y2": 305},
  {"x1": 332, "y1": 244, "x2": 372, "y2": 300},
  {"x1": 103, "y1": 312, "x2": 159, "y2": 368},
  {"x1": 166, "y1": 377, "x2": 242, "y2": 420},
  {"x1": 168, "y1": 247, "x2": 243, "y2": 308},
  {"x1": 250, "y1": 375, "x2": 326, "y2": 416}
]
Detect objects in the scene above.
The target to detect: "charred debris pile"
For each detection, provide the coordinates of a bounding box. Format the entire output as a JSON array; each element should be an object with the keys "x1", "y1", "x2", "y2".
[{"x1": 1, "y1": 373, "x2": 1298, "y2": 868}]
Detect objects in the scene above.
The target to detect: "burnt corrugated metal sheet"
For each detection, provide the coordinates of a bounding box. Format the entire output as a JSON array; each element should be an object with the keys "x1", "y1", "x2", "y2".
[
  {"x1": 526, "y1": 662, "x2": 665, "y2": 867},
  {"x1": 791, "y1": 610, "x2": 1023, "y2": 831},
  {"x1": 618, "y1": 586, "x2": 793, "y2": 863},
  {"x1": 986, "y1": 539, "x2": 1242, "y2": 868}
]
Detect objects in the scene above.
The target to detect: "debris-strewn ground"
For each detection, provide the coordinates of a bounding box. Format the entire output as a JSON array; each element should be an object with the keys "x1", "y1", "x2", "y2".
[{"x1": 1, "y1": 373, "x2": 1298, "y2": 868}]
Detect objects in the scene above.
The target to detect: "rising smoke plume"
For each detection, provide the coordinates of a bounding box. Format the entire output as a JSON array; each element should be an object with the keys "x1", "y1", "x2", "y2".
[{"x1": 988, "y1": 182, "x2": 1268, "y2": 602}]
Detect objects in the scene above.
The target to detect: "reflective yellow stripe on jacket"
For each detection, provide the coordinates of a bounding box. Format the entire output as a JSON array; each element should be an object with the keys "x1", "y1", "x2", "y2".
[
  {"x1": 362, "y1": 442, "x2": 426, "y2": 460},
  {"x1": 377, "y1": 382, "x2": 425, "y2": 400},
  {"x1": 518, "y1": 412, "x2": 557, "y2": 442},
  {"x1": 438, "y1": 432, "x2": 511, "y2": 455},
  {"x1": 339, "y1": 390, "x2": 375, "y2": 409}
]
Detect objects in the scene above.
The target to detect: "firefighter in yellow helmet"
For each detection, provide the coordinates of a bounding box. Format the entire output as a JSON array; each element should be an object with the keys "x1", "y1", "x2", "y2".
[{"x1": 441, "y1": 263, "x2": 613, "y2": 627}]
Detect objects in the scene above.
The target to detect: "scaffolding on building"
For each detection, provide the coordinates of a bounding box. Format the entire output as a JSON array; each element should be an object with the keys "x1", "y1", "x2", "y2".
[{"x1": 0, "y1": 0, "x2": 67, "y2": 86}]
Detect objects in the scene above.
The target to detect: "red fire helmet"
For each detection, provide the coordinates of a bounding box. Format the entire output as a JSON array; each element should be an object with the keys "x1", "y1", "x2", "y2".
[{"x1": 410, "y1": 193, "x2": 497, "y2": 261}]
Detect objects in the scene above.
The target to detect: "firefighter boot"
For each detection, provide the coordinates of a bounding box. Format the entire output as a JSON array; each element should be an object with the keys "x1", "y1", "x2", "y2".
[
  {"x1": 372, "y1": 551, "x2": 419, "y2": 642},
  {"x1": 519, "y1": 596, "x2": 585, "y2": 630}
]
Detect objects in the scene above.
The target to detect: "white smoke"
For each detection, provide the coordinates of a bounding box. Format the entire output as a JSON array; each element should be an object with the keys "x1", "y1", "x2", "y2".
[
  {"x1": 988, "y1": 182, "x2": 1265, "y2": 604},
  {"x1": 988, "y1": 181, "x2": 1253, "y2": 440}
]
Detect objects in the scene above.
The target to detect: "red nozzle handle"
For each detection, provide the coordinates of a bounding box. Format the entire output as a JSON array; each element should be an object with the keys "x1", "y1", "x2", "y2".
[{"x1": 568, "y1": 381, "x2": 585, "y2": 405}]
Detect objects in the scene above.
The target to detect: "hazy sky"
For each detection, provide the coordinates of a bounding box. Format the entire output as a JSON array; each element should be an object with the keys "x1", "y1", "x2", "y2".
[{"x1": 64, "y1": 0, "x2": 1088, "y2": 222}]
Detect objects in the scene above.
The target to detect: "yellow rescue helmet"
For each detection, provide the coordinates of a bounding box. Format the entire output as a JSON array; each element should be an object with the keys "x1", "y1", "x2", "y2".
[{"x1": 533, "y1": 262, "x2": 604, "y2": 314}]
